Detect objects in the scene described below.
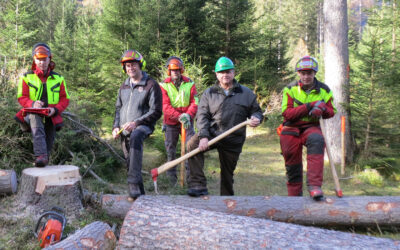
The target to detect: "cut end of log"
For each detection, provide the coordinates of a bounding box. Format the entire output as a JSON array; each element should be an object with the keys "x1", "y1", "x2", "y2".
[
  {"x1": 0, "y1": 170, "x2": 18, "y2": 194},
  {"x1": 22, "y1": 165, "x2": 81, "y2": 194}
]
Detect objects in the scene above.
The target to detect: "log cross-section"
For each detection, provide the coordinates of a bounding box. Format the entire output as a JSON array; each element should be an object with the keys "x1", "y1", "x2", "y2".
[
  {"x1": 0, "y1": 169, "x2": 17, "y2": 194},
  {"x1": 117, "y1": 196, "x2": 400, "y2": 249}
]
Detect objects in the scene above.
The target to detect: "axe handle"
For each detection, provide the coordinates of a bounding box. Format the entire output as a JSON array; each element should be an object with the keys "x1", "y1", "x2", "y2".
[
  {"x1": 179, "y1": 126, "x2": 186, "y2": 187},
  {"x1": 156, "y1": 120, "x2": 251, "y2": 175},
  {"x1": 319, "y1": 119, "x2": 343, "y2": 197}
]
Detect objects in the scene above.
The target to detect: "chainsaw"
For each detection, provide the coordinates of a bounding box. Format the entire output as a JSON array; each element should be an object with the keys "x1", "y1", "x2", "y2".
[{"x1": 34, "y1": 206, "x2": 67, "y2": 248}]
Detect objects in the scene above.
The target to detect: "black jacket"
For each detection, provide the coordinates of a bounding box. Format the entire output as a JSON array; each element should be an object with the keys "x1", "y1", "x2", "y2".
[
  {"x1": 197, "y1": 79, "x2": 263, "y2": 151},
  {"x1": 113, "y1": 72, "x2": 162, "y2": 132}
]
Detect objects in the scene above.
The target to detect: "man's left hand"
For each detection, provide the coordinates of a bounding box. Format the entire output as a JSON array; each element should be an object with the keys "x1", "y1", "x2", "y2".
[
  {"x1": 123, "y1": 121, "x2": 137, "y2": 132},
  {"x1": 48, "y1": 107, "x2": 55, "y2": 117},
  {"x1": 249, "y1": 116, "x2": 261, "y2": 127}
]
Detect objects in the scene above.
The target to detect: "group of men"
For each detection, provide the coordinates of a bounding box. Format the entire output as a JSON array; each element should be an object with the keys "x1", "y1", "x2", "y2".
[{"x1": 15, "y1": 43, "x2": 336, "y2": 200}]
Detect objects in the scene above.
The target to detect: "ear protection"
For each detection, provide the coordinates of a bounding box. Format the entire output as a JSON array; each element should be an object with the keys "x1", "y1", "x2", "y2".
[{"x1": 166, "y1": 56, "x2": 184, "y2": 76}]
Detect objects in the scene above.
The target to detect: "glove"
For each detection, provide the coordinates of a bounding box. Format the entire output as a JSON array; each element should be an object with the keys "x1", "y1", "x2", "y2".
[
  {"x1": 179, "y1": 113, "x2": 191, "y2": 129},
  {"x1": 309, "y1": 107, "x2": 323, "y2": 118},
  {"x1": 310, "y1": 100, "x2": 327, "y2": 111}
]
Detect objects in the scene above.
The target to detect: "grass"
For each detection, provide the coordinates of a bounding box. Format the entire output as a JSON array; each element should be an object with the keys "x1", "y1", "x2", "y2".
[{"x1": 1, "y1": 124, "x2": 400, "y2": 248}]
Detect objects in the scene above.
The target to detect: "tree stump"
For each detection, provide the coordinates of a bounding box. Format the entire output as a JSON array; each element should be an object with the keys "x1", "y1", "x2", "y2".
[
  {"x1": 95, "y1": 194, "x2": 400, "y2": 228},
  {"x1": 18, "y1": 165, "x2": 83, "y2": 217},
  {"x1": 46, "y1": 221, "x2": 116, "y2": 250},
  {"x1": 0, "y1": 169, "x2": 17, "y2": 195},
  {"x1": 117, "y1": 196, "x2": 400, "y2": 249}
]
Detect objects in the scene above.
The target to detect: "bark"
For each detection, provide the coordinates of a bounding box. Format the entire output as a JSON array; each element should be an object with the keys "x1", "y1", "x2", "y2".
[
  {"x1": 96, "y1": 194, "x2": 400, "y2": 228},
  {"x1": 0, "y1": 169, "x2": 17, "y2": 195},
  {"x1": 46, "y1": 221, "x2": 116, "y2": 250},
  {"x1": 323, "y1": 0, "x2": 354, "y2": 165},
  {"x1": 117, "y1": 196, "x2": 400, "y2": 250},
  {"x1": 18, "y1": 165, "x2": 83, "y2": 218}
]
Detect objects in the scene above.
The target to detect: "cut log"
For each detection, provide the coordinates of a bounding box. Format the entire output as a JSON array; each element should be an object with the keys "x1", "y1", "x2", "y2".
[
  {"x1": 46, "y1": 221, "x2": 116, "y2": 250},
  {"x1": 117, "y1": 196, "x2": 400, "y2": 249},
  {"x1": 0, "y1": 169, "x2": 17, "y2": 194},
  {"x1": 97, "y1": 194, "x2": 400, "y2": 228},
  {"x1": 18, "y1": 165, "x2": 83, "y2": 217}
]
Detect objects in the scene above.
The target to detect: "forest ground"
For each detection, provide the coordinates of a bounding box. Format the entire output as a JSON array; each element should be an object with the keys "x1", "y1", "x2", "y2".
[{"x1": 1, "y1": 125, "x2": 400, "y2": 248}]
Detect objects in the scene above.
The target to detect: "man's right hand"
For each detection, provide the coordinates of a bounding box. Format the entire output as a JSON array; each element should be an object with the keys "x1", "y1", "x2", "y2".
[
  {"x1": 310, "y1": 100, "x2": 327, "y2": 111},
  {"x1": 112, "y1": 127, "x2": 120, "y2": 139},
  {"x1": 33, "y1": 101, "x2": 44, "y2": 108},
  {"x1": 199, "y1": 138, "x2": 209, "y2": 151}
]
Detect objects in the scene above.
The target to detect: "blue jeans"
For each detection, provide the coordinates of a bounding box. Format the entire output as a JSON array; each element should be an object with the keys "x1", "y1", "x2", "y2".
[{"x1": 121, "y1": 125, "x2": 153, "y2": 188}]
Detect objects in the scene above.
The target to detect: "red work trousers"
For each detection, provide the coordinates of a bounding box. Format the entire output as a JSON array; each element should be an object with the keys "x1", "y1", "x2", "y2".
[{"x1": 279, "y1": 126, "x2": 325, "y2": 196}]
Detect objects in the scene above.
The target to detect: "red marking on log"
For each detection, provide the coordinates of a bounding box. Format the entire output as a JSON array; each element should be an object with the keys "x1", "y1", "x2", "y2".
[
  {"x1": 303, "y1": 209, "x2": 311, "y2": 215},
  {"x1": 260, "y1": 241, "x2": 268, "y2": 247},
  {"x1": 202, "y1": 196, "x2": 210, "y2": 200},
  {"x1": 325, "y1": 198, "x2": 335, "y2": 204},
  {"x1": 224, "y1": 199, "x2": 237, "y2": 211},
  {"x1": 264, "y1": 196, "x2": 271, "y2": 200},
  {"x1": 103, "y1": 196, "x2": 112, "y2": 203},
  {"x1": 394, "y1": 241, "x2": 399, "y2": 246},
  {"x1": 366, "y1": 202, "x2": 400, "y2": 213},
  {"x1": 349, "y1": 211, "x2": 360, "y2": 219},
  {"x1": 266, "y1": 208, "x2": 278, "y2": 218},
  {"x1": 246, "y1": 208, "x2": 256, "y2": 216},
  {"x1": 0, "y1": 170, "x2": 6, "y2": 176},
  {"x1": 329, "y1": 210, "x2": 341, "y2": 216},
  {"x1": 105, "y1": 230, "x2": 116, "y2": 240},
  {"x1": 80, "y1": 238, "x2": 96, "y2": 247}
]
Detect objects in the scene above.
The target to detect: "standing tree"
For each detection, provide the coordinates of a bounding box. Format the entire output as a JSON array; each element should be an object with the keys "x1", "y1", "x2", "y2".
[{"x1": 323, "y1": 0, "x2": 354, "y2": 165}]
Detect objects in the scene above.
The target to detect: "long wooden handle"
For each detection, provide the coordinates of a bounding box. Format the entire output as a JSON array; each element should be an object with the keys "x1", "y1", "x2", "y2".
[
  {"x1": 179, "y1": 126, "x2": 186, "y2": 187},
  {"x1": 155, "y1": 120, "x2": 251, "y2": 176},
  {"x1": 319, "y1": 119, "x2": 343, "y2": 197}
]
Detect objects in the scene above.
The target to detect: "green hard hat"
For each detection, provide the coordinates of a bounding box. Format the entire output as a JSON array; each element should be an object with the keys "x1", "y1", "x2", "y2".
[{"x1": 214, "y1": 57, "x2": 234, "y2": 72}]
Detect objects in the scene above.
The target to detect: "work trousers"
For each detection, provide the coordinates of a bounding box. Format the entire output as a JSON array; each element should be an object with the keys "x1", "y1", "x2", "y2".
[
  {"x1": 27, "y1": 114, "x2": 55, "y2": 157},
  {"x1": 121, "y1": 125, "x2": 152, "y2": 194},
  {"x1": 279, "y1": 126, "x2": 325, "y2": 196},
  {"x1": 164, "y1": 124, "x2": 195, "y2": 182},
  {"x1": 187, "y1": 133, "x2": 241, "y2": 196}
]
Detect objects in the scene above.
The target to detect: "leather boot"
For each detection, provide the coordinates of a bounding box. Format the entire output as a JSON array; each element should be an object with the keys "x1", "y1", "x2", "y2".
[
  {"x1": 35, "y1": 155, "x2": 48, "y2": 168},
  {"x1": 128, "y1": 183, "x2": 141, "y2": 198},
  {"x1": 308, "y1": 186, "x2": 324, "y2": 200}
]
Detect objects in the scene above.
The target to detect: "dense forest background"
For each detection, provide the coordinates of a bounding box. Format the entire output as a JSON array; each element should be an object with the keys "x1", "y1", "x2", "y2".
[{"x1": 0, "y1": 0, "x2": 399, "y2": 179}]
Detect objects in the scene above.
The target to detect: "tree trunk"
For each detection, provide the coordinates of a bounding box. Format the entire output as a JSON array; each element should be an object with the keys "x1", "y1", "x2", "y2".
[
  {"x1": 117, "y1": 196, "x2": 400, "y2": 249},
  {"x1": 0, "y1": 169, "x2": 17, "y2": 195},
  {"x1": 46, "y1": 221, "x2": 116, "y2": 250},
  {"x1": 18, "y1": 165, "x2": 83, "y2": 218},
  {"x1": 95, "y1": 194, "x2": 400, "y2": 228},
  {"x1": 323, "y1": 0, "x2": 354, "y2": 165}
]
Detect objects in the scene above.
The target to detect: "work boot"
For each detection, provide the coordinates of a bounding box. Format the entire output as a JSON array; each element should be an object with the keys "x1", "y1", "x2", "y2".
[
  {"x1": 35, "y1": 155, "x2": 48, "y2": 168},
  {"x1": 187, "y1": 187, "x2": 208, "y2": 197},
  {"x1": 128, "y1": 183, "x2": 141, "y2": 198},
  {"x1": 308, "y1": 186, "x2": 324, "y2": 200}
]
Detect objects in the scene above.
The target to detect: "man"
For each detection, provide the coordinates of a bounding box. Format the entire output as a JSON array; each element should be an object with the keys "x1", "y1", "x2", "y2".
[
  {"x1": 15, "y1": 43, "x2": 70, "y2": 167},
  {"x1": 280, "y1": 56, "x2": 336, "y2": 200},
  {"x1": 112, "y1": 49, "x2": 162, "y2": 198},
  {"x1": 186, "y1": 57, "x2": 263, "y2": 197},
  {"x1": 160, "y1": 56, "x2": 198, "y2": 185}
]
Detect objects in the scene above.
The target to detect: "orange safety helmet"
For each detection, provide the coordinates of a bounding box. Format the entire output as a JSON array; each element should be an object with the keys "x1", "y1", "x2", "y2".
[
  {"x1": 166, "y1": 56, "x2": 184, "y2": 76},
  {"x1": 120, "y1": 50, "x2": 146, "y2": 72},
  {"x1": 31, "y1": 43, "x2": 55, "y2": 71}
]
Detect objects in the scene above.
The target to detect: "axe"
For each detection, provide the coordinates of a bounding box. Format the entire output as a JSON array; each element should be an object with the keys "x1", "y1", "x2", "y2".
[
  {"x1": 151, "y1": 120, "x2": 251, "y2": 193},
  {"x1": 319, "y1": 118, "x2": 343, "y2": 197}
]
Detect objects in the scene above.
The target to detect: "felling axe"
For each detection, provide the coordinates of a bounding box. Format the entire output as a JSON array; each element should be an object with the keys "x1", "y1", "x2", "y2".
[
  {"x1": 151, "y1": 120, "x2": 252, "y2": 193},
  {"x1": 319, "y1": 118, "x2": 343, "y2": 197}
]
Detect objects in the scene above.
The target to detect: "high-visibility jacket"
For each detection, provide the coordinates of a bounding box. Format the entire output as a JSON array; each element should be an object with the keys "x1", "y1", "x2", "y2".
[
  {"x1": 281, "y1": 78, "x2": 336, "y2": 127},
  {"x1": 15, "y1": 70, "x2": 70, "y2": 129},
  {"x1": 160, "y1": 75, "x2": 198, "y2": 126}
]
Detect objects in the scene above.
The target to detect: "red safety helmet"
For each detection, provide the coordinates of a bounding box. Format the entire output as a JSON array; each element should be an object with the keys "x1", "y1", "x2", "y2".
[
  {"x1": 120, "y1": 50, "x2": 146, "y2": 71},
  {"x1": 166, "y1": 56, "x2": 184, "y2": 76},
  {"x1": 295, "y1": 56, "x2": 318, "y2": 72}
]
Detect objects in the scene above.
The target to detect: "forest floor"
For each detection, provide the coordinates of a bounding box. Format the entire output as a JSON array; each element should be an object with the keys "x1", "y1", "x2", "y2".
[{"x1": 1, "y1": 125, "x2": 400, "y2": 248}]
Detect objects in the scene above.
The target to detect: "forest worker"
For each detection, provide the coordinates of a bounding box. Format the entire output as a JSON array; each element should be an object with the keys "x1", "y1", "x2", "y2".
[
  {"x1": 279, "y1": 56, "x2": 336, "y2": 200},
  {"x1": 112, "y1": 49, "x2": 162, "y2": 199},
  {"x1": 160, "y1": 56, "x2": 198, "y2": 185},
  {"x1": 15, "y1": 43, "x2": 70, "y2": 168},
  {"x1": 186, "y1": 57, "x2": 263, "y2": 197}
]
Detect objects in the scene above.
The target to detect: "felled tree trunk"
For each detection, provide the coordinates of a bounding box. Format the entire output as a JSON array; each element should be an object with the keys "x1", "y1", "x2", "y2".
[
  {"x1": 117, "y1": 196, "x2": 400, "y2": 249},
  {"x1": 0, "y1": 169, "x2": 17, "y2": 195},
  {"x1": 46, "y1": 221, "x2": 116, "y2": 250},
  {"x1": 97, "y1": 194, "x2": 400, "y2": 228},
  {"x1": 18, "y1": 165, "x2": 82, "y2": 217}
]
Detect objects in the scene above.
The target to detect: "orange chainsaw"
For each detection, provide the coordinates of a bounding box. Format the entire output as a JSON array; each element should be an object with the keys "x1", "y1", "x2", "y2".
[{"x1": 34, "y1": 207, "x2": 67, "y2": 248}]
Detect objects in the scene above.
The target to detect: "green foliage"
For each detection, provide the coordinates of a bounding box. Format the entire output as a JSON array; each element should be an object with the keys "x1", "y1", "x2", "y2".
[{"x1": 356, "y1": 167, "x2": 384, "y2": 187}]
